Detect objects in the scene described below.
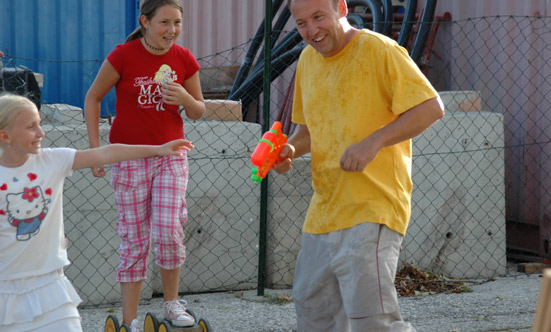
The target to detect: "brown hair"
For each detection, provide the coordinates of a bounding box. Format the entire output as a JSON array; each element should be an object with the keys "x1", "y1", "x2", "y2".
[{"x1": 125, "y1": 0, "x2": 183, "y2": 42}]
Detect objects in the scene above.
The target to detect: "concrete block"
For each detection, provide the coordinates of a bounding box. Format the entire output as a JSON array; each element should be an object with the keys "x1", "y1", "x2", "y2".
[
  {"x1": 266, "y1": 156, "x2": 313, "y2": 287},
  {"x1": 42, "y1": 120, "x2": 261, "y2": 305},
  {"x1": 439, "y1": 90, "x2": 482, "y2": 112},
  {"x1": 176, "y1": 121, "x2": 260, "y2": 292},
  {"x1": 41, "y1": 104, "x2": 85, "y2": 125},
  {"x1": 405, "y1": 111, "x2": 507, "y2": 278},
  {"x1": 39, "y1": 106, "x2": 507, "y2": 305}
]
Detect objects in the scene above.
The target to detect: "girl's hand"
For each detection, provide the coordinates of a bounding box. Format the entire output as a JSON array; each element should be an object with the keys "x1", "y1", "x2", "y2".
[
  {"x1": 161, "y1": 82, "x2": 193, "y2": 106},
  {"x1": 159, "y1": 139, "x2": 194, "y2": 156},
  {"x1": 90, "y1": 164, "x2": 106, "y2": 177}
]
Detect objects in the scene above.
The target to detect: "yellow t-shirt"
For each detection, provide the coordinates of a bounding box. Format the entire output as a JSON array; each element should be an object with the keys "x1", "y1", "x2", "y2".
[{"x1": 292, "y1": 29, "x2": 439, "y2": 235}]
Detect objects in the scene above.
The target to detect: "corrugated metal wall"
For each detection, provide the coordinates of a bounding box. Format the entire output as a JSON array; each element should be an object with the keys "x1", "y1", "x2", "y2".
[
  {"x1": 4, "y1": 0, "x2": 551, "y2": 111},
  {"x1": 434, "y1": 0, "x2": 551, "y2": 18},
  {"x1": 0, "y1": 0, "x2": 139, "y2": 111},
  {"x1": 180, "y1": 0, "x2": 265, "y2": 61},
  {"x1": 0, "y1": 0, "x2": 267, "y2": 112}
]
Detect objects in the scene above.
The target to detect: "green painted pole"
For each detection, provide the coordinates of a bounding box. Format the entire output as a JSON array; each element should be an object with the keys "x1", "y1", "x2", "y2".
[{"x1": 258, "y1": 0, "x2": 273, "y2": 297}]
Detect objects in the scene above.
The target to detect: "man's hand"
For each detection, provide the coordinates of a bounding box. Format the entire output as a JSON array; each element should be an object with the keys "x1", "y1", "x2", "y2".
[
  {"x1": 273, "y1": 144, "x2": 296, "y2": 174},
  {"x1": 340, "y1": 97, "x2": 444, "y2": 172},
  {"x1": 340, "y1": 136, "x2": 382, "y2": 172}
]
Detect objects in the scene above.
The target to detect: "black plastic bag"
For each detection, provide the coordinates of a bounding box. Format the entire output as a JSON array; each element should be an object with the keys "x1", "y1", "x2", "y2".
[{"x1": 0, "y1": 65, "x2": 42, "y2": 110}]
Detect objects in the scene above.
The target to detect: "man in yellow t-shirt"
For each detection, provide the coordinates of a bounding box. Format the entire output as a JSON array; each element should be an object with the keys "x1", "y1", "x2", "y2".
[{"x1": 274, "y1": 0, "x2": 445, "y2": 331}]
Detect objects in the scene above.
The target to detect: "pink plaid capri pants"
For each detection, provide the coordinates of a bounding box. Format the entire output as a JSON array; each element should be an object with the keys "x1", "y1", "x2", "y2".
[{"x1": 110, "y1": 153, "x2": 189, "y2": 282}]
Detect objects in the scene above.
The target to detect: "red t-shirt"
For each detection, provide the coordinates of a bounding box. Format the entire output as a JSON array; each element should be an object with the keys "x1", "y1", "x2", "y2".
[{"x1": 107, "y1": 39, "x2": 200, "y2": 145}]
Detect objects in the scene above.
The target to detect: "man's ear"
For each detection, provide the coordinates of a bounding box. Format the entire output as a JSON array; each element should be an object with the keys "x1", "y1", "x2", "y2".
[{"x1": 339, "y1": 0, "x2": 348, "y2": 17}]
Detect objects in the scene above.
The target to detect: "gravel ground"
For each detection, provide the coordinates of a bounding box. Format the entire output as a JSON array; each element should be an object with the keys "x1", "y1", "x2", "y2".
[{"x1": 80, "y1": 263, "x2": 542, "y2": 332}]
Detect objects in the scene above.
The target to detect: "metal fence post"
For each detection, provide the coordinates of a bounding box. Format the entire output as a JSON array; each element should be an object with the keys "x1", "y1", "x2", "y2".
[{"x1": 257, "y1": 0, "x2": 273, "y2": 297}]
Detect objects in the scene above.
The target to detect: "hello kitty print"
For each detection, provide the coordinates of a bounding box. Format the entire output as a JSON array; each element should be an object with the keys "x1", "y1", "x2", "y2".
[{"x1": 0, "y1": 173, "x2": 51, "y2": 241}]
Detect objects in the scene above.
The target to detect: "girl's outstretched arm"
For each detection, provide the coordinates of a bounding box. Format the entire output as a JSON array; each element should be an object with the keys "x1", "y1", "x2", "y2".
[{"x1": 72, "y1": 139, "x2": 194, "y2": 172}]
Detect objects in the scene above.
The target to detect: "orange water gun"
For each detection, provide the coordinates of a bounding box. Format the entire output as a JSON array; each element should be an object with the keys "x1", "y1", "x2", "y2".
[{"x1": 250, "y1": 121, "x2": 288, "y2": 183}]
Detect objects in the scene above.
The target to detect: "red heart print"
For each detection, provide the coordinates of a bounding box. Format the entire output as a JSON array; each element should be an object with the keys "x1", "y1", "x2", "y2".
[
  {"x1": 0, "y1": 184, "x2": 6, "y2": 191},
  {"x1": 45, "y1": 188, "x2": 52, "y2": 195},
  {"x1": 0, "y1": 210, "x2": 5, "y2": 215},
  {"x1": 28, "y1": 173, "x2": 37, "y2": 181}
]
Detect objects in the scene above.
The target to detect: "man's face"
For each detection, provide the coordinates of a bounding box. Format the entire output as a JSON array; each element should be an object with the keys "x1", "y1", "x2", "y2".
[{"x1": 290, "y1": 0, "x2": 347, "y2": 57}]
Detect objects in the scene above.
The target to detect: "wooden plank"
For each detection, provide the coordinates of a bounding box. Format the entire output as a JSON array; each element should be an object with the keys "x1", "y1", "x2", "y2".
[
  {"x1": 533, "y1": 269, "x2": 551, "y2": 332},
  {"x1": 518, "y1": 263, "x2": 551, "y2": 274}
]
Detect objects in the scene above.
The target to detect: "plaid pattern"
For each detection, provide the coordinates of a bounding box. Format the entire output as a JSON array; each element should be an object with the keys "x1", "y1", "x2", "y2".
[{"x1": 111, "y1": 153, "x2": 189, "y2": 282}]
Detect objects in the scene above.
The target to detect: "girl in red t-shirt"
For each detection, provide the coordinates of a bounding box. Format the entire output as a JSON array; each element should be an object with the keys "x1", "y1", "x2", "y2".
[{"x1": 84, "y1": 0, "x2": 205, "y2": 330}]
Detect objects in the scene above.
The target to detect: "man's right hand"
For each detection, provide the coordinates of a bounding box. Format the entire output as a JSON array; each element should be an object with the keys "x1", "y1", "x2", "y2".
[{"x1": 273, "y1": 144, "x2": 296, "y2": 174}]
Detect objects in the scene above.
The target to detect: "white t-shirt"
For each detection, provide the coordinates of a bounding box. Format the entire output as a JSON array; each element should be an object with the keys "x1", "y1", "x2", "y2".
[{"x1": 0, "y1": 148, "x2": 76, "y2": 280}]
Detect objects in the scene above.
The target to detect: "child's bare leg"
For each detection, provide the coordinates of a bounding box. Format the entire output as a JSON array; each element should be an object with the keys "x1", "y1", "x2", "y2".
[
  {"x1": 161, "y1": 267, "x2": 181, "y2": 301},
  {"x1": 121, "y1": 281, "x2": 142, "y2": 325}
]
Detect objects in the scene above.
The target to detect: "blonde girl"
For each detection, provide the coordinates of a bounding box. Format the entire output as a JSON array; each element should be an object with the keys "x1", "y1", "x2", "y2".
[{"x1": 0, "y1": 93, "x2": 192, "y2": 332}]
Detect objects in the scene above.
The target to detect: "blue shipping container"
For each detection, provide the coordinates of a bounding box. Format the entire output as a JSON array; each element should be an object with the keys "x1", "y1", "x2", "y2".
[{"x1": 0, "y1": 0, "x2": 140, "y2": 115}]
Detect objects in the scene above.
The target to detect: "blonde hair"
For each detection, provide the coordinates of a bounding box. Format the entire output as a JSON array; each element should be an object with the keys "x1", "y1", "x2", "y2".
[{"x1": 0, "y1": 93, "x2": 36, "y2": 131}]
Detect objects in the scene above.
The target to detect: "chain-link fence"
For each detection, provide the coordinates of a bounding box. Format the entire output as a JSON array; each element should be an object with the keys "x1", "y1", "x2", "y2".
[
  {"x1": 1, "y1": 15, "x2": 549, "y2": 307},
  {"x1": 421, "y1": 15, "x2": 551, "y2": 271}
]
